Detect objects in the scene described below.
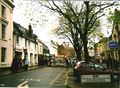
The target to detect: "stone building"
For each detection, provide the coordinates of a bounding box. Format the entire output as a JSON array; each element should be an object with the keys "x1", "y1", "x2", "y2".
[{"x1": 0, "y1": 0, "x2": 14, "y2": 68}]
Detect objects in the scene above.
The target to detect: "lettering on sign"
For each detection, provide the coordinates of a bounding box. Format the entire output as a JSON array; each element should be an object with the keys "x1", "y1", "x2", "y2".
[
  {"x1": 109, "y1": 42, "x2": 117, "y2": 48},
  {"x1": 81, "y1": 74, "x2": 111, "y2": 83}
]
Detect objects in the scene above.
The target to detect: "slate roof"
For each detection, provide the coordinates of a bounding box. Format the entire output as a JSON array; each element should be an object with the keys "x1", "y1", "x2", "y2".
[{"x1": 13, "y1": 21, "x2": 37, "y2": 44}]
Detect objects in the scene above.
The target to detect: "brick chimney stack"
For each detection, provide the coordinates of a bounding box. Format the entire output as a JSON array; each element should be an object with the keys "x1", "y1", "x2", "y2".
[{"x1": 29, "y1": 23, "x2": 33, "y2": 38}]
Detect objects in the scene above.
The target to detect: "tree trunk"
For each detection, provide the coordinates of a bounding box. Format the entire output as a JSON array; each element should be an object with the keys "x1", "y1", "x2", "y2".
[
  {"x1": 83, "y1": 38, "x2": 89, "y2": 63},
  {"x1": 74, "y1": 45, "x2": 82, "y2": 62}
]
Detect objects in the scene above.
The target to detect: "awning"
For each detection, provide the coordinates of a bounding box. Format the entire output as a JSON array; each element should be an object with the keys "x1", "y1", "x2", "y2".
[{"x1": 15, "y1": 51, "x2": 22, "y2": 53}]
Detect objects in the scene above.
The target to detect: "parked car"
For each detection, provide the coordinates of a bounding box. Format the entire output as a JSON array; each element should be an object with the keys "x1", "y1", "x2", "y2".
[
  {"x1": 75, "y1": 61, "x2": 86, "y2": 66},
  {"x1": 73, "y1": 63, "x2": 120, "y2": 81},
  {"x1": 75, "y1": 61, "x2": 92, "y2": 66}
]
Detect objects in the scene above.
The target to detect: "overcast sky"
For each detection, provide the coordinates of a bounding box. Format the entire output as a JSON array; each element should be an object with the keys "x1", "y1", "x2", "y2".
[{"x1": 13, "y1": 1, "x2": 120, "y2": 54}]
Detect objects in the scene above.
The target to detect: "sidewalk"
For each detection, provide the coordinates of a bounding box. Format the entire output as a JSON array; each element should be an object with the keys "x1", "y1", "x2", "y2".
[{"x1": 0, "y1": 65, "x2": 47, "y2": 77}]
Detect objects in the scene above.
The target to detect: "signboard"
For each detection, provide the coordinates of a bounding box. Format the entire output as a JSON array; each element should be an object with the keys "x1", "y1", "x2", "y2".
[
  {"x1": 109, "y1": 41, "x2": 118, "y2": 48},
  {"x1": 81, "y1": 74, "x2": 111, "y2": 83},
  {"x1": 24, "y1": 49, "x2": 27, "y2": 53}
]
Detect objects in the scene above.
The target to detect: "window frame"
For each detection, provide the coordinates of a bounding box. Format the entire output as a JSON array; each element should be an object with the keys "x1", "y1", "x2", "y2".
[
  {"x1": 1, "y1": 47, "x2": 6, "y2": 62},
  {"x1": 94, "y1": 64, "x2": 105, "y2": 70},
  {"x1": 2, "y1": 5, "x2": 6, "y2": 17},
  {"x1": 16, "y1": 35, "x2": 19, "y2": 44},
  {"x1": 2, "y1": 24, "x2": 6, "y2": 39},
  {"x1": 25, "y1": 39, "x2": 27, "y2": 47}
]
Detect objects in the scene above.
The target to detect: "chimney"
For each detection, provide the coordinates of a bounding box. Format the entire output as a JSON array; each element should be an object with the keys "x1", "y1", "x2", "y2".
[{"x1": 28, "y1": 23, "x2": 33, "y2": 38}]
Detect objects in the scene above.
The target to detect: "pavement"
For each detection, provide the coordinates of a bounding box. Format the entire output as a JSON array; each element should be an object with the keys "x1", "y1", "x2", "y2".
[
  {"x1": 0, "y1": 65, "x2": 47, "y2": 77},
  {"x1": 0, "y1": 63, "x2": 120, "y2": 88}
]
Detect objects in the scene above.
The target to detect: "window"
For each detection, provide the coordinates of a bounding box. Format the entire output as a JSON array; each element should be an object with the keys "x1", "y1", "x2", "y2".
[
  {"x1": 25, "y1": 39, "x2": 27, "y2": 47},
  {"x1": 40, "y1": 45, "x2": 41, "y2": 52},
  {"x1": 29, "y1": 41, "x2": 30, "y2": 46},
  {"x1": 2, "y1": 5, "x2": 6, "y2": 17},
  {"x1": 95, "y1": 64, "x2": 104, "y2": 70},
  {"x1": 78, "y1": 64, "x2": 85, "y2": 69},
  {"x1": 16, "y1": 35, "x2": 19, "y2": 44},
  {"x1": 1, "y1": 47, "x2": 6, "y2": 62},
  {"x1": 2, "y1": 24, "x2": 6, "y2": 39},
  {"x1": 35, "y1": 44, "x2": 36, "y2": 50},
  {"x1": 84, "y1": 64, "x2": 94, "y2": 70},
  {"x1": 115, "y1": 52, "x2": 118, "y2": 59}
]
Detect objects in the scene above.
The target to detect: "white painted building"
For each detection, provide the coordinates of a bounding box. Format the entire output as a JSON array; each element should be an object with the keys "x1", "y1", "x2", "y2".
[
  {"x1": 37, "y1": 39, "x2": 43, "y2": 55},
  {"x1": 37, "y1": 39, "x2": 43, "y2": 65},
  {"x1": 0, "y1": 0, "x2": 14, "y2": 68},
  {"x1": 13, "y1": 22, "x2": 38, "y2": 66}
]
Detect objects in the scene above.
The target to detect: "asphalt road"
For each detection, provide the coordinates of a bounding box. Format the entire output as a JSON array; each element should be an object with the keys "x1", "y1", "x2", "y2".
[{"x1": 0, "y1": 67, "x2": 71, "y2": 88}]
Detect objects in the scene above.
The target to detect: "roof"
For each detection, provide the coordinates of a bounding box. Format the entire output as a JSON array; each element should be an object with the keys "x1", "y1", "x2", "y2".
[{"x1": 13, "y1": 21, "x2": 37, "y2": 43}]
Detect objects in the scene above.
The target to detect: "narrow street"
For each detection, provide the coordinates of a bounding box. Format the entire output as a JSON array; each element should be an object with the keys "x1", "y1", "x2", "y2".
[{"x1": 0, "y1": 67, "x2": 71, "y2": 88}]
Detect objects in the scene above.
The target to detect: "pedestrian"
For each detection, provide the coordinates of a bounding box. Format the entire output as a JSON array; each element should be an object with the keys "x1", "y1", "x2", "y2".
[
  {"x1": 65, "y1": 58, "x2": 68, "y2": 68},
  {"x1": 114, "y1": 59, "x2": 119, "y2": 71},
  {"x1": 42, "y1": 58, "x2": 44, "y2": 66},
  {"x1": 18, "y1": 58, "x2": 22, "y2": 69},
  {"x1": 106, "y1": 58, "x2": 110, "y2": 69},
  {"x1": 11, "y1": 56, "x2": 18, "y2": 72},
  {"x1": 109, "y1": 58, "x2": 112, "y2": 69},
  {"x1": 99, "y1": 59, "x2": 102, "y2": 65},
  {"x1": 24, "y1": 58, "x2": 29, "y2": 70}
]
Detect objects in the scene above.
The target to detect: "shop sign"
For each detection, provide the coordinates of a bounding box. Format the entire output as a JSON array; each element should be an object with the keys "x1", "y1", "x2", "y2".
[
  {"x1": 81, "y1": 74, "x2": 111, "y2": 83},
  {"x1": 24, "y1": 49, "x2": 27, "y2": 53}
]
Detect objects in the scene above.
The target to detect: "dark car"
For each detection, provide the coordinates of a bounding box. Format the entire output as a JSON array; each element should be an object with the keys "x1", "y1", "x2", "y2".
[{"x1": 73, "y1": 63, "x2": 120, "y2": 81}]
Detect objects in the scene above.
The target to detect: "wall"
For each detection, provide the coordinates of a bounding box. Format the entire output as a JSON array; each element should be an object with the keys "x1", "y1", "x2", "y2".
[{"x1": 0, "y1": 0, "x2": 14, "y2": 68}]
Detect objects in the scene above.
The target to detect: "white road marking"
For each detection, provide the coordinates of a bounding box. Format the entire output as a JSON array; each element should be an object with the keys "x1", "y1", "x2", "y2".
[
  {"x1": 17, "y1": 81, "x2": 29, "y2": 88},
  {"x1": 19, "y1": 78, "x2": 41, "y2": 82}
]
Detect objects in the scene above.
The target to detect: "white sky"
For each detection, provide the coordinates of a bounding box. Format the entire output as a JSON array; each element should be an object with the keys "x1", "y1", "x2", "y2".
[
  {"x1": 13, "y1": 1, "x2": 120, "y2": 54},
  {"x1": 13, "y1": 0, "x2": 58, "y2": 43}
]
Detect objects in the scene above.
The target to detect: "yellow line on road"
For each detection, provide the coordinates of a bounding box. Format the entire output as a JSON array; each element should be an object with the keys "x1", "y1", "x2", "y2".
[
  {"x1": 50, "y1": 68, "x2": 66, "y2": 85},
  {"x1": 65, "y1": 68, "x2": 71, "y2": 85},
  {"x1": 65, "y1": 76, "x2": 68, "y2": 85}
]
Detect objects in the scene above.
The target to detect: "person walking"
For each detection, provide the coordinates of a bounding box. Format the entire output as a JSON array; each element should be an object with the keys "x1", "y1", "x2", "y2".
[
  {"x1": 18, "y1": 58, "x2": 22, "y2": 69},
  {"x1": 65, "y1": 58, "x2": 69, "y2": 68},
  {"x1": 11, "y1": 56, "x2": 18, "y2": 72},
  {"x1": 114, "y1": 59, "x2": 119, "y2": 71},
  {"x1": 106, "y1": 58, "x2": 110, "y2": 69},
  {"x1": 24, "y1": 58, "x2": 29, "y2": 70}
]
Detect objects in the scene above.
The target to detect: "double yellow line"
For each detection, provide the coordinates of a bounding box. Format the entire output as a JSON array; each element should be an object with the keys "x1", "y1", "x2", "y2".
[
  {"x1": 50, "y1": 68, "x2": 71, "y2": 85},
  {"x1": 50, "y1": 68, "x2": 66, "y2": 85}
]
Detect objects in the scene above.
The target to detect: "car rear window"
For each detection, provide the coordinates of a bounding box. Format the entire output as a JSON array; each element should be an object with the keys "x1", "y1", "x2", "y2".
[
  {"x1": 84, "y1": 64, "x2": 94, "y2": 70},
  {"x1": 95, "y1": 64, "x2": 104, "y2": 70}
]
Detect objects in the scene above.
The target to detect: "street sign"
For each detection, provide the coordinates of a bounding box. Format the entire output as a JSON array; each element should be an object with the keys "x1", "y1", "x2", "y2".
[
  {"x1": 81, "y1": 74, "x2": 111, "y2": 83},
  {"x1": 109, "y1": 41, "x2": 118, "y2": 48}
]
